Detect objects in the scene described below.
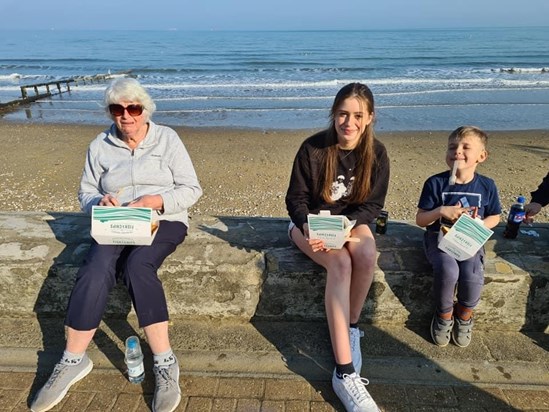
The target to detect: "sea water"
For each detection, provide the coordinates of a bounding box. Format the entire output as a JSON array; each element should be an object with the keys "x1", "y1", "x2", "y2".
[{"x1": 0, "y1": 27, "x2": 548, "y2": 131}]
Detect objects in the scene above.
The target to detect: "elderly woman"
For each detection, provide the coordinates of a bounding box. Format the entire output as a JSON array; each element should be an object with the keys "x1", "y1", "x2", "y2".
[{"x1": 31, "y1": 78, "x2": 202, "y2": 412}]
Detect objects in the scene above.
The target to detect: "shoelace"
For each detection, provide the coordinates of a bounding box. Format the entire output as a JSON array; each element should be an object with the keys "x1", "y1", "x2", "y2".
[
  {"x1": 154, "y1": 367, "x2": 174, "y2": 391},
  {"x1": 45, "y1": 364, "x2": 66, "y2": 389},
  {"x1": 342, "y1": 373, "x2": 371, "y2": 402}
]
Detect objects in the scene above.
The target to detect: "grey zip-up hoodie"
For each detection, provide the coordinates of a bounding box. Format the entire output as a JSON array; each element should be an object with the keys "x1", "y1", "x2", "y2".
[{"x1": 79, "y1": 121, "x2": 202, "y2": 227}]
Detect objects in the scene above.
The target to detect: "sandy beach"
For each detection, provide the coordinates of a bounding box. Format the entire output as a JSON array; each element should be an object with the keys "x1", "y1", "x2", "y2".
[{"x1": 0, "y1": 123, "x2": 548, "y2": 223}]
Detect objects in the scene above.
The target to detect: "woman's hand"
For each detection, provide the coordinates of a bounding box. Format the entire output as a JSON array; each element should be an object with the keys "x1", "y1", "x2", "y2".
[
  {"x1": 127, "y1": 194, "x2": 164, "y2": 211},
  {"x1": 99, "y1": 194, "x2": 120, "y2": 207}
]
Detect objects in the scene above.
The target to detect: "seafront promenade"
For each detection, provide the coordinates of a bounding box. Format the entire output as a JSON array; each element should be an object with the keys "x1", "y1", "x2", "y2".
[
  {"x1": 0, "y1": 321, "x2": 548, "y2": 411},
  {"x1": 0, "y1": 212, "x2": 547, "y2": 411}
]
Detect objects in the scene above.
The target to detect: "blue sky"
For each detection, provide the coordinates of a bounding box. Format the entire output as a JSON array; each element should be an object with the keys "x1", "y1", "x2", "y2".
[{"x1": 1, "y1": 0, "x2": 548, "y2": 31}]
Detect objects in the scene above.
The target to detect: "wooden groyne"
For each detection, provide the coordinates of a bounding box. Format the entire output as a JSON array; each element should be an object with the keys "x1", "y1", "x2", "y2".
[{"x1": 0, "y1": 70, "x2": 132, "y2": 112}]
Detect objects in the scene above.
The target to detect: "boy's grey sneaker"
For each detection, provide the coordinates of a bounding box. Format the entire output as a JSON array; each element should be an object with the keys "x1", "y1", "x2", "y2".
[
  {"x1": 153, "y1": 356, "x2": 181, "y2": 412},
  {"x1": 430, "y1": 313, "x2": 454, "y2": 347},
  {"x1": 452, "y1": 316, "x2": 474, "y2": 348},
  {"x1": 332, "y1": 370, "x2": 381, "y2": 412},
  {"x1": 350, "y1": 327, "x2": 364, "y2": 374},
  {"x1": 30, "y1": 354, "x2": 93, "y2": 412}
]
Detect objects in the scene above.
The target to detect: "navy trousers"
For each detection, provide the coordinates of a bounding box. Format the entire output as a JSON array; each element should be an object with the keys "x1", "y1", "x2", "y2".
[
  {"x1": 65, "y1": 220, "x2": 187, "y2": 330},
  {"x1": 423, "y1": 231, "x2": 485, "y2": 315}
]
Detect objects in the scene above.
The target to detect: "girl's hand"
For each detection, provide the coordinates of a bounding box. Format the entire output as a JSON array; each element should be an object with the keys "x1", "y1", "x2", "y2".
[
  {"x1": 302, "y1": 223, "x2": 310, "y2": 240},
  {"x1": 303, "y1": 223, "x2": 329, "y2": 252},
  {"x1": 308, "y1": 237, "x2": 329, "y2": 253}
]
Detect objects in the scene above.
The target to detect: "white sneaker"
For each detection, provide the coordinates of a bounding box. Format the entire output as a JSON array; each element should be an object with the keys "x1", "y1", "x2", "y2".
[
  {"x1": 153, "y1": 356, "x2": 181, "y2": 412},
  {"x1": 350, "y1": 327, "x2": 364, "y2": 374},
  {"x1": 332, "y1": 371, "x2": 380, "y2": 412},
  {"x1": 31, "y1": 354, "x2": 93, "y2": 412}
]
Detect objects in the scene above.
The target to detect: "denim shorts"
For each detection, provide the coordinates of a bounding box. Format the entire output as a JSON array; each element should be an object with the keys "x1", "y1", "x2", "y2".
[{"x1": 287, "y1": 221, "x2": 296, "y2": 247}]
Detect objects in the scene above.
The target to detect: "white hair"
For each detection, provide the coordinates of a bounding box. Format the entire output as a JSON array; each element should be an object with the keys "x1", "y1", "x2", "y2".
[{"x1": 103, "y1": 77, "x2": 156, "y2": 122}]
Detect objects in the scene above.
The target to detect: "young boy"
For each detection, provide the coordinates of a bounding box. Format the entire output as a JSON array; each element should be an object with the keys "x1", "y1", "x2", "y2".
[{"x1": 416, "y1": 126, "x2": 501, "y2": 347}]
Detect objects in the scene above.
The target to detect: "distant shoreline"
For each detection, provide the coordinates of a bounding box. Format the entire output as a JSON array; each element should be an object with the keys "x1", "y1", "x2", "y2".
[{"x1": 2, "y1": 117, "x2": 549, "y2": 135}]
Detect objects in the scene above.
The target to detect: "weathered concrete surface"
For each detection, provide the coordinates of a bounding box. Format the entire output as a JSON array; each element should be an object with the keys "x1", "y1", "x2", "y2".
[
  {"x1": 258, "y1": 220, "x2": 549, "y2": 332},
  {"x1": 0, "y1": 212, "x2": 265, "y2": 320},
  {"x1": 0, "y1": 212, "x2": 547, "y2": 331}
]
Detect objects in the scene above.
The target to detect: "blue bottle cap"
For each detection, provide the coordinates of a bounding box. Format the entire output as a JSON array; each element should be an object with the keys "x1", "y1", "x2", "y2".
[
  {"x1": 517, "y1": 196, "x2": 526, "y2": 203},
  {"x1": 127, "y1": 336, "x2": 138, "y2": 349}
]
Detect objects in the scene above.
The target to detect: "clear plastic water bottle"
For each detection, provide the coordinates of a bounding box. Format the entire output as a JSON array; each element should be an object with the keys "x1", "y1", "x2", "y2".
[
  {"x1": 503, "y1": 196, "x2": 526, "y2": 239},
  {"x1": 125, "y1": 336, "x2": 145, "y2": 384}
]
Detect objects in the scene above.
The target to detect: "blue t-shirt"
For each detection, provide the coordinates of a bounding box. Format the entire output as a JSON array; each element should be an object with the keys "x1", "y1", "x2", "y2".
[{"x1": 417, "y1": 171, "x2": 502, "y2": 232}]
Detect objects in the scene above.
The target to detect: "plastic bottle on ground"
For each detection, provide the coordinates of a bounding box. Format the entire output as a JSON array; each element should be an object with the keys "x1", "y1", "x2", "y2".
[
  {"x1": 503, "y1": 196, "x2": 526, "y2": 239},
  {"x1": 125, "y1": 336, "x2": 145, "y2": 384}
]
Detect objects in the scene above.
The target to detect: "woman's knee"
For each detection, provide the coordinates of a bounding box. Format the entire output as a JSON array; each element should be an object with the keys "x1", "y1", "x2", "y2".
[
  {"x1": 79, "y1": 244, "x2": 121, "y2": 276},
  {"x1": 76, "y1": 259, "x2": 116, "y2": 286},
  {"x1": 124, "y1": 241, "x2": 176, "y2": 274},
  {"x1": 124, "y1": 252, "x2": 150, "y2": 272}
]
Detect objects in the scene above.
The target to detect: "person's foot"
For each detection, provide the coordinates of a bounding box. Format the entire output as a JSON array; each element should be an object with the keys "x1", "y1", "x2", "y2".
[
  {"x1": 350, "y1": 327, "x2": 364, "y2": 374},
  {"x1": 30, "y1": 354, "x2": 93, "y2": 412},
  {"x1": 332, "y1": 370, "x2": 380, "y2": 412},
  {"x1": 153, "y1": 356, "x2": 181, "y2": 412},
  {"x1": 452, "y1": 316, "x2": 474, "y2": 348},
  {"x1": 430, "y1": 313, "x2": 454, "y2": 347}
]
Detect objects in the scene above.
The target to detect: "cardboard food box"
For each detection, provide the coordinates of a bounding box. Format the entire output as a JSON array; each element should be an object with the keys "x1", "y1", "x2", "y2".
[
  {"x1": 307, "y1": 210, "x2": 356, "y2": 249},
  {"x1": 437, "y1": 213, "x2": 493, "y2": 261},
  {"x1": 91, "y1": 206, "x2": 159, "y2": 245}
]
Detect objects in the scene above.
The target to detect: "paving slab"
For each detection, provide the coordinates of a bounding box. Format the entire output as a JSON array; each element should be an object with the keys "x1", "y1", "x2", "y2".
[{"x1": 0, "y1": 318, "x2": 547, "y2": 411}]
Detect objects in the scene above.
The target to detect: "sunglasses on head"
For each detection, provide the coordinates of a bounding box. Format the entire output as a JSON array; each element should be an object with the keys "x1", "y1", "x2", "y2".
[{"x1": 108, "y1": 104, "x2": 144, "y2": 117}]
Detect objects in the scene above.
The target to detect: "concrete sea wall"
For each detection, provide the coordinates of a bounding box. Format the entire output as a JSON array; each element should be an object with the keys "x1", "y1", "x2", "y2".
[{"x1": 0, "y1": 212, "x2": 547, "y2": 332}]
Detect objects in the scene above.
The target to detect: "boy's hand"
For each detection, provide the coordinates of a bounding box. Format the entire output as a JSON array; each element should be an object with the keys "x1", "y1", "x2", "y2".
[{"x1": 440, "y1": 202, "x2": 466, "y2": 222}]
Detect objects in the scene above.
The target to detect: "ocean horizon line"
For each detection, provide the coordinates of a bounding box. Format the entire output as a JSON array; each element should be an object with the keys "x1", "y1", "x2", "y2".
[{"x1": 2, "y1": 25, "x2": 549, "y2": 33}]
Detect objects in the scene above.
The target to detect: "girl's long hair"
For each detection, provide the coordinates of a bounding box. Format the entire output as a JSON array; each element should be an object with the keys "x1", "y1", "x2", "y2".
[{"x1": 320, "y1": 83, "x2": 376, "y2": 204}]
